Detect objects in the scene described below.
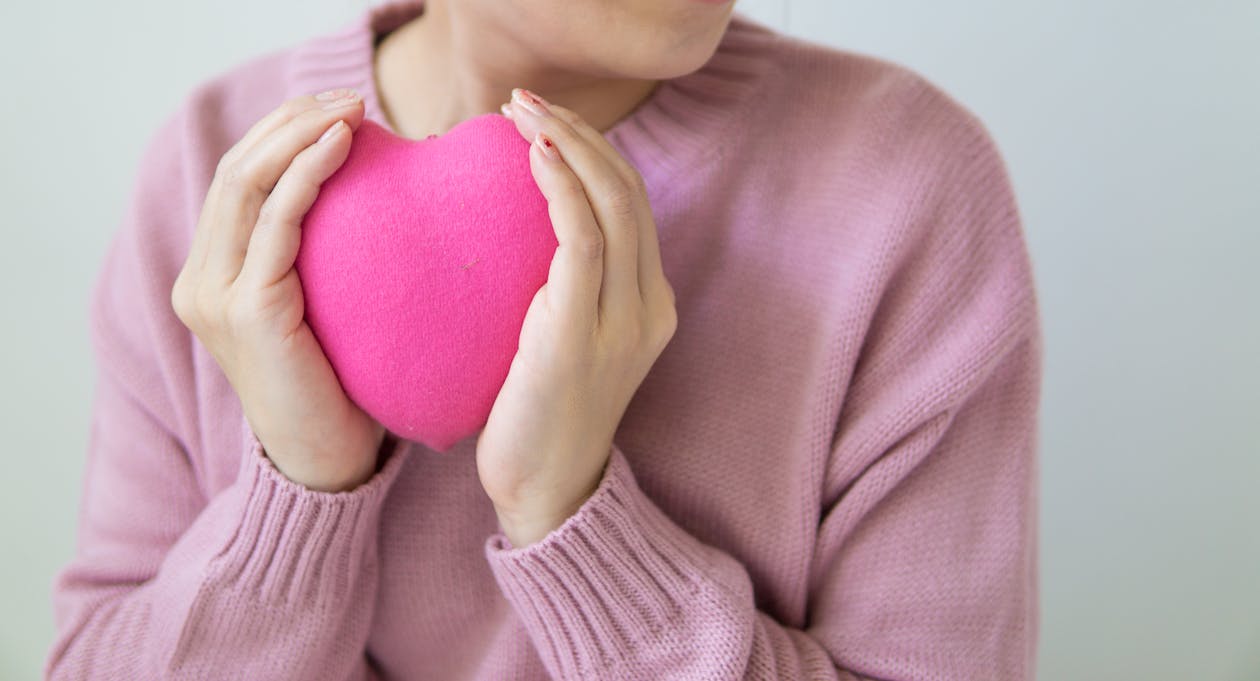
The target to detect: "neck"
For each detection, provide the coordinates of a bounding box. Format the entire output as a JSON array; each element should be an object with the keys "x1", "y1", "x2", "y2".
[{"x1": 373, "y1": 0, "x2": 661, "y2": 139}]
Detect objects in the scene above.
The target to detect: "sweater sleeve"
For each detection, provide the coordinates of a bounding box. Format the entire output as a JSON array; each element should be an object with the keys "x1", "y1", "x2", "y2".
[
  {"x1": 45, "y1": 97, "x2": 407, "y2": 681},
  {"x1": 482, "y1": 104, "x2": 1042, "y2": 680}
]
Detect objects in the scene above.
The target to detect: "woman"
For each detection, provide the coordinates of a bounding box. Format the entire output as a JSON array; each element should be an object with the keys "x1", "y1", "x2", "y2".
[{"x1": 46, "y1": 0, "x2": 1042, "y2": 678}]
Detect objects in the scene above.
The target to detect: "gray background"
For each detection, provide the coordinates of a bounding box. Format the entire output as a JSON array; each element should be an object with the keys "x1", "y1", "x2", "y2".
[{"x1": 2, "y1": 0, "x2": 1257, "y2": 678}]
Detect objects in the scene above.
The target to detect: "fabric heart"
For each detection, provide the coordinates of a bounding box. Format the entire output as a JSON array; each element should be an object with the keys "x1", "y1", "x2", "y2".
[{"x1": 295, "y1": 114, "x2": 557, "y2": 453}]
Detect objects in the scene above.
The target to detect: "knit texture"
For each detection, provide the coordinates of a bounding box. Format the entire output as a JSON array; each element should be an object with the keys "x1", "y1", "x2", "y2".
[
  {"x1": 47, "y1": 1, "x2": 1044, "y2": 679},
  {"x1": 295, "y1": 114, "x2": 556, "y2": 452}
]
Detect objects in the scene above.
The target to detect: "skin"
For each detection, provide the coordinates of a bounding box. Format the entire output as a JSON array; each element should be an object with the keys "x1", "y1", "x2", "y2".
[
  {"x1": 171, "y1": 0, "x2": 734, "y2": 547},
  {"x1": 374, "y1": 0, "x2": 736, "y2": 138},
  {"x1": 172, "y1": 91, "x2": 380, "y2": 494},
  {"x1": 478, "y1": 90, "x2": 678, "y2": 547}
]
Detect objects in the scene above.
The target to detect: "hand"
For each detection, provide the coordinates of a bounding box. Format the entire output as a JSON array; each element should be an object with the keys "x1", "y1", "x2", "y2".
[
  {"x1": 171, "y1": 89, "x2": 384, "y2": 492},
  {"x1": 476, "y1": 88, "x2": 678, "y2": 547}
]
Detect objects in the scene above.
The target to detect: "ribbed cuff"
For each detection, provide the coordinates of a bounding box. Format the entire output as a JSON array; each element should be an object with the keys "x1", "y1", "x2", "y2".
[
  {"x1": 204, "y1": 429, "x2": 409, "y2": 601},
  {"x1": 483, "y1": 444, "x2": 748, "y2": 679}
]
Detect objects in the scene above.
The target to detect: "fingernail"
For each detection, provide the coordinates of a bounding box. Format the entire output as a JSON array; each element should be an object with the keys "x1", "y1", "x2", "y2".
[
  {"x1": 321, "y1": 91, "x2": 361, "y2": 110},
  {"x1": 511, "y1": 88, "x2": 549, "y2": 117},
  {"x1": 315, "y1": 87, "x2": 356, "y2": 101},
  {"x1": 500, "y1": 102, "x2": 514, "y2": 119},
  {"x1": 318, "y1": 120, "x2": 346, "y2": 144},
  {"x1": 534, "y1": 132, "x2": 559, "y2": 161}
]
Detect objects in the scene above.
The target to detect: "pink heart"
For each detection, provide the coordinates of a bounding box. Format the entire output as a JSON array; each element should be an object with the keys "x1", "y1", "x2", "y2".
[{"x1": 295, "y1": 114, "x2": 556, "y2": 453}]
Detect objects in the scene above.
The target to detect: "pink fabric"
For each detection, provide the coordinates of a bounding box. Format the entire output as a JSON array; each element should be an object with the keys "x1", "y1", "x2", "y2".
[
  {"x1": 47, "y1": 1, "x2": 1043, "y2": 679},
  {"x1": 296, "y1": 115, "x2": 555, "y2": 452}
]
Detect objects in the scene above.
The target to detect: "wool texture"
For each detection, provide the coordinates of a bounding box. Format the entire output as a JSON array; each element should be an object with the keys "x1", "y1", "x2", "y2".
[
  {"x1": 48, "y1": 0, "x2": 1044, "y2": 679},
  {"x1": 296, "y1": 114, "x2": 556, "y2": 452}
]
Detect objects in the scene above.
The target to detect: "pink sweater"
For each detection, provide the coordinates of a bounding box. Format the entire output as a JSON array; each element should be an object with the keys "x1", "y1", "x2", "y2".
[{"x1": 47, "y1": 1, "x2": 1043, "y2": 679}]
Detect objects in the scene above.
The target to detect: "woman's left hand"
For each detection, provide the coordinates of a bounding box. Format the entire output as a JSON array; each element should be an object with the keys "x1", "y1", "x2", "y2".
[{"x1": 475, "y1": 88, "x2": 677, "y2": 548}]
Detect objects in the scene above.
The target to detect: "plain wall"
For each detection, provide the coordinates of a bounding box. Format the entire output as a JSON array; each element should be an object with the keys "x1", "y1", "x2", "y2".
[{"x1": 1, "y1": 1, "x2": 1256, "y2": 678}]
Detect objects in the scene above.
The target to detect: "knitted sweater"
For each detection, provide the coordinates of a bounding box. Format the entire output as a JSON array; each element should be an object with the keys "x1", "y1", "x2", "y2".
[{"x1": 46, "y1": 1, "x2": 1043, "y2": 679}]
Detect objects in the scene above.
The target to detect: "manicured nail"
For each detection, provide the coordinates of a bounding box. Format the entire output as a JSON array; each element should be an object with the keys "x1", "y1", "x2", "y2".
[
  {"x1": 318, "y1": 120, "x2": 346, "y2": 144},
  {"x1": 500, "y1": 102, "x2": 514, "y2": 118},
  {"x1": 534, "y1": 132, "x2": 559, "y2": 160},
  {"x1": 315, "y1": 87, "x2": 355, "y2": 101},
  {"x1": 321, "y1": 91, "x2": 361, "y2": 110},
  {"x1": 511, "y1": 88, "x2": 549, "y2": 117}
]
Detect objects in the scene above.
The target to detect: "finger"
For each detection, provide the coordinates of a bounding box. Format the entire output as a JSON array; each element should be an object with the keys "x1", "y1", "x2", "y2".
[
  {"x1": 506, "y1": 91, "x2": 640, "y2": 314},
  {"x1": 199, "y1": 91, "x2": 363, "y2": 277},
  {"x1": 506, "y1": 95, "x2": 666, "y2": 308},
  {"x1": 502, "y1": 98, "x2": 641, "y2": 190},
  {"x1": 237, "y1": 119, "x2": 353, "y2": 290},
  {"x1": 207, "y1": 99, "x2": 365, "y2": 283},
  {"x1": 221, "y1": 89, "x2": 364, "y2": 176},
  {"x1": 542, "y1": 102, "x2": 671, "y2": 308},
  {"x1": 528, "y1": 130, "x2": 603, "y2": 329},
  {"x1": 195, "y1": 91, "x2": 363, "y2": 275}
]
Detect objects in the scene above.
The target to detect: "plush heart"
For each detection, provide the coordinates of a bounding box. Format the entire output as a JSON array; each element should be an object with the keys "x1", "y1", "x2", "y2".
[{"x1": 295, "y1": 114, "x2": 557, "y2": 453}]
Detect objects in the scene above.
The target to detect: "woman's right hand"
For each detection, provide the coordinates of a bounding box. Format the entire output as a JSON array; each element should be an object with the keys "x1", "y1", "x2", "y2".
[{"x1": 171, "y1": 89, "x2": 383, "y2": 493}]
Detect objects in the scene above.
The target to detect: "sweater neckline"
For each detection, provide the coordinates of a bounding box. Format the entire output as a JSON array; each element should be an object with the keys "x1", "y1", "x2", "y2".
[{"x1": 288, "y1": 0, "x2": 781, "y2": 182}]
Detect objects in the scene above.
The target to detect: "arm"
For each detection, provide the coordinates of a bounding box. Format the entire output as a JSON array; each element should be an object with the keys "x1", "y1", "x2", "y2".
[
  {"x1": 483, "y1": 326, "x2": 1038, "y2": 680},
  {"x1": 46, "y1": 96, "x2": 403, "y2": 681},
  {"x1": 482, "y1": 95, "x2": 1042, "y2": 679}
]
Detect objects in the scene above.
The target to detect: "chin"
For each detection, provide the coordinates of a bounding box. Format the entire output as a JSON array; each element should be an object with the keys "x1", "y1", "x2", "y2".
[
  {"x1": 519, "y1": 0, "x2": 732, "y2": 82},
  {"x1": 594, "y1": 16, "x2": 732, "y2": 81}
]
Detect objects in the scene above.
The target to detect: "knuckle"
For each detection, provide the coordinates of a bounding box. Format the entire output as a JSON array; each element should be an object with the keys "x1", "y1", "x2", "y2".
[
  {"x1": 575, "y1": 232, "x2": 605, "y2": 262},
  {"x1": 214, "y1": 151, "x2": 237, "y2": 180},
  {"x1": 626, "y1": 166, "x2": 647, "y2": 194},
  {"x1": 603, "y1": 183, "x2": 636, "y2": 219},
  {"x1": 552, "y1": 177, "x2": 587, "y2": 202},
  {"x1": 221, "y1": 157, "x2": 268, "y2": 199},
  {"x1": 217, "y1": 157, "x2": 246, "y2": 190}
]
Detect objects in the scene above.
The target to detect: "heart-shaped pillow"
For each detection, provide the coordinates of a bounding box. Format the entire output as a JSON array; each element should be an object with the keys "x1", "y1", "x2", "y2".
[{"x1": 295, "y1": 113, "x2": 556, "y2": 453}]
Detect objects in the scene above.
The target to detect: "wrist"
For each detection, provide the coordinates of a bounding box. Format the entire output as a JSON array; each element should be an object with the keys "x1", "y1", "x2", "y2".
[
  {"x1": 494, "y1": 487, "x2": 597, "y2": 548},
  {"x1": 261, "y1": 429, "x2": 385, "y2": 493},
  {"x1": 267, "y1": 450, "x2": 377, "y2": 493}
]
